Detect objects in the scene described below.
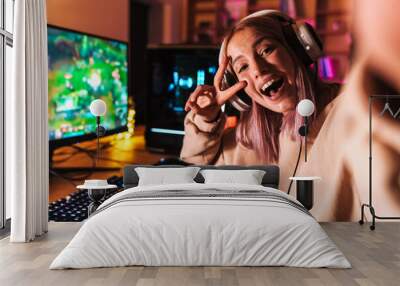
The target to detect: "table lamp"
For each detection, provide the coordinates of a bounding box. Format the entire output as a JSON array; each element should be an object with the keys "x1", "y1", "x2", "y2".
[
  {"x1": 89, "y1": 99, "x2": 107, "y2": 164},
  {"x1": 297, "y1": 99, "x2": 315, "y2": 162},
  {"x1": 290, "y1": 99, "x2": 318, "y2": 210}
]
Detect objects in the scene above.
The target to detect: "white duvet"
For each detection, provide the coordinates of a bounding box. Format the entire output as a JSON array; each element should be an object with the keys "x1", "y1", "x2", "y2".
[{"x1": 50, "y1": 183, "x2": 351, "y2": 269}]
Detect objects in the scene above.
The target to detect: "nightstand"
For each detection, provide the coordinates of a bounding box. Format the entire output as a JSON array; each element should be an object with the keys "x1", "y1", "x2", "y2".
[
  {"x1": 77, "y1": 180, "x2": 118, "y2": 216},
  {"x1": 289, "y1": 177, "x2": 321, "y2": 210}
]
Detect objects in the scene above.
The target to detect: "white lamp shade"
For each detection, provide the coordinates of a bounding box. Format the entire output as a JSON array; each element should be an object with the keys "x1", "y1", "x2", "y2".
[
  {"x1": 90, "y1": 99, "x2": 107, "y2": 116},
  {"x1": 297, "y1": 99, "x2": 315, "y2": 117}
]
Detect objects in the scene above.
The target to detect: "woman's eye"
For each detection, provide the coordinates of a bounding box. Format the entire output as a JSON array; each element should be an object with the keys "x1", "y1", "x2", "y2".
[
  {"x1": 260, "y1": 47, "x2": 274, "y2": 56},
  {"x1": 238, "y1": 64, "x2": 248, "y2": 73}
]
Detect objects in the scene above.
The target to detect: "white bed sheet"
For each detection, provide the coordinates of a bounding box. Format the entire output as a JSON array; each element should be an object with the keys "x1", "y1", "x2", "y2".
[{"x1": 50, "y1": 183, "x2": 350, "y2": 269}]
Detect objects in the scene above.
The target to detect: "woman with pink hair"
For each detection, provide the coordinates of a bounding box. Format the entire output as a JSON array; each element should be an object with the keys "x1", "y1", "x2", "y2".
[
  {"x1": 181, "y1": 10, "x2": 341, "y2": 217},
  {"x1": 181, "y1": 10, "x2": 340, "y2": 164}
]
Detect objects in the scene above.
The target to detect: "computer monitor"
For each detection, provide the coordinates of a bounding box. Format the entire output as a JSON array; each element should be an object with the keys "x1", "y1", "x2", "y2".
[
  {"x1": 47, "y1": 25, "x2": 129, "y2": 153},
  {"x1": 146, "y1": 45, "x2": 219, "y2": 154}
]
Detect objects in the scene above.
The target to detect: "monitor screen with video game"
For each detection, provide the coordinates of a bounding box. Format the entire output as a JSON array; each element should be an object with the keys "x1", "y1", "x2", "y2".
[{"x1": 47, "y1": 25, "x2": 129, "y2": 148}]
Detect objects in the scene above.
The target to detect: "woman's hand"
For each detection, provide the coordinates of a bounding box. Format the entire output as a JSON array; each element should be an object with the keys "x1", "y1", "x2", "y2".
[{"x1": 184, "y1": 57, "x2": 247, "y2": 121}]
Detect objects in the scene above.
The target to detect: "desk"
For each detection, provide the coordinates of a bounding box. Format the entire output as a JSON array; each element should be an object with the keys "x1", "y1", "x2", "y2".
[{"x1": 49, "y1": 126, "x2": 168, "y2": 202}]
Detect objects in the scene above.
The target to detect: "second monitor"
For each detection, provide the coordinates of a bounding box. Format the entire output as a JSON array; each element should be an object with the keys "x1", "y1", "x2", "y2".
[{"x1": 146, "y1": 45, "x2": 219, "y2": 154}]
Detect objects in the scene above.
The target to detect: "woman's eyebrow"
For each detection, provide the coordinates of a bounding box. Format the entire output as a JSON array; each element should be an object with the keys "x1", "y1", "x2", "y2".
[
  {"x1": 231, "y1": 37, "x2": 269, "y2": 68},
  {"x1": 231, "y1": 55, "x2": 244, "y2": 68},
  {"x1": 252, "y1": 36, "x2": 268, "y2": 48}
]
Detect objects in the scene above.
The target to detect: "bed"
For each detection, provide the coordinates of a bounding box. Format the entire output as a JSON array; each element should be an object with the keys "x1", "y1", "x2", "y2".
[{"x1": 50, "y1": 165, "x2": 350, "y2": 269}]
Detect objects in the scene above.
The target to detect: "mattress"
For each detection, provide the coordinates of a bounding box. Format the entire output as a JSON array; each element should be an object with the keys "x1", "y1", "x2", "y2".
[{"x1": 50, "y1": 183, "x2": 351, "y2": 269}]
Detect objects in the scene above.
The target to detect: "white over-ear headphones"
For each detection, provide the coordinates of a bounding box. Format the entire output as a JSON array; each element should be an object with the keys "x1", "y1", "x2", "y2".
[{"x1": 220, "y1": 10, "x2": 323, "y2": 112}]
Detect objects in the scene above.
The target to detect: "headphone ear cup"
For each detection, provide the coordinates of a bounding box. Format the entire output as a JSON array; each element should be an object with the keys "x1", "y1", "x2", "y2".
[
  {"x1": 223, "y1": 71, "x2": 252, "y2": 110},
  {"x1": 223, "y1": 70, "x2": 238, "y2": 89},
  {"x1": 302, "y1": 22, "x2": 323, "y2": 51},
  {"x1": 282, "y1": 23, "x2": 312, "y2": 66},
  {"x1": 298, "y1": 22, "x2": 323, "y2": 61},
  {"x1": 282, "y1": 21, "x2": 323, "y2": 66}
]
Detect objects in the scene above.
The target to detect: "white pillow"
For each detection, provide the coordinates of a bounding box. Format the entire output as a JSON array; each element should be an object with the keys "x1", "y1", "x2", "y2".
[
  {"x1": 135, "y1": 167, "x2": 201, "y2": 186},
  {"x1": 200, "y1": 169, "x2": 266, "y2": 185}
]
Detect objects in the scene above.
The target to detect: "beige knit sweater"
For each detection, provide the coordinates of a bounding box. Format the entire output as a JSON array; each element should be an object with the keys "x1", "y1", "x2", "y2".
[{"x1": 180, "y1": 63, "x2": 400, "y2": 221}]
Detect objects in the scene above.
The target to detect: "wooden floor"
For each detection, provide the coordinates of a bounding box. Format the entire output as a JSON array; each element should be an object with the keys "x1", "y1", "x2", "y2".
[{"x1": 1, "y1": 223, "x2": 399, "y2": 286}]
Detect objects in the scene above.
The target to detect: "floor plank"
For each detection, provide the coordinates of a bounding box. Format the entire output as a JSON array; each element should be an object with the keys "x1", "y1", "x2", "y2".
[{"x1": 0, "y1": 222, "x2": 399, "y2": 286}]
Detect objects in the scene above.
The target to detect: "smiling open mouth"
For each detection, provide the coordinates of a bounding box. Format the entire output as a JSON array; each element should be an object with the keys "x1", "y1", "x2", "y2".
[{"x1": 260, "y1": 77, "x2": 284, "y2": 98}]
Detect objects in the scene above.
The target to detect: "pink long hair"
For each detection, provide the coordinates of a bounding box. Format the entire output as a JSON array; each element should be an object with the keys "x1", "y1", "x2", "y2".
[{"x1": 222, "y1": 15, "x2": 325, "y2": 163}]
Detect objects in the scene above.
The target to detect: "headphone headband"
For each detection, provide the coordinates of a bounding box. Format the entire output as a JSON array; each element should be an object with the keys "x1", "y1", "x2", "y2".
[
  {"x1": 241, "y1": 9, "x2": 294, "y2": 24},
  {"x1": 219, "y1": 10, "x2": 322, "y2": 65}
]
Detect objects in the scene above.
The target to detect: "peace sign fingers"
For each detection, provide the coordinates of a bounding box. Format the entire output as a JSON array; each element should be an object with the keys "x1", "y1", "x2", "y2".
[
  {"x1": 215, "y1": 81, "x2": 247, "y2": 106},
  {"x1": 214, "y1": 56, "x2": 229, "y2": 91},
  {"x1": 213, "y1": 56, "x2": 248, "y2": 106}
]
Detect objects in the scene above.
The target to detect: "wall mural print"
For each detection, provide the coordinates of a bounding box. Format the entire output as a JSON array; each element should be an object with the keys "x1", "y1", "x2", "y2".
[{"x1": 178, "y1": 10, "x2": 400, "y2": 222}]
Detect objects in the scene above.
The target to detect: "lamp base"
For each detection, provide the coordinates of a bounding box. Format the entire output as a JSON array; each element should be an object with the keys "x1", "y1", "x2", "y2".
[{"x1": 296, "y1": 180, "x2": 314, "y2": 210}]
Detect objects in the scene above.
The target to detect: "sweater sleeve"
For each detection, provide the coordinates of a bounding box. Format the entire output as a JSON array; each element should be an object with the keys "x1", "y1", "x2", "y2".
[{"x1": 180, "y1": 110, "x2": 226, "y2": 165}]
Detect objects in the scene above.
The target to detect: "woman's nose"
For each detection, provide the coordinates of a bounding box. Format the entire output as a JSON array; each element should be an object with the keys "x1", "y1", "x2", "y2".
[
  {"x1": 251, "y1": 58, "x2": 269, "y2": 78},
  {"x1": 252, "y1": 66, "x2": 263, "y2": 78}
]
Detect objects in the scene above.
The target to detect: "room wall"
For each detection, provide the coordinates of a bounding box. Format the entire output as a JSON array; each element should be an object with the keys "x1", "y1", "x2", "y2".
[
  {"x1": 47, "y1": 0, "x2": 187, "y2": 44},
  {"x1": 141, "y1": 0, "x2": 188, "y2": 44},
  {"x1": 47, "y1": 0, "x2": 129, "y2": 42}
]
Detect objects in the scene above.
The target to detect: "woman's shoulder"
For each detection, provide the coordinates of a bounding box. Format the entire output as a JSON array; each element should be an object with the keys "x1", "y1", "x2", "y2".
[
  {"x1": 326, "y1": 89, "x2": 345, "y2": 110},
  {"x1": 309, "y1": 83, "x2": 344, "y2": 137},
  {"x1": 317, "y1": 82, "x2": 345, "y2": 114},
  {"x1": 318, "y1": 82, "x2": 342, "y2": 106}
]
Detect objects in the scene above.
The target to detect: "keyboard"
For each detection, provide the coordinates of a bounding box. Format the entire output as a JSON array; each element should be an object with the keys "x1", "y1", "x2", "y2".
[{"x1": 49, "y1": 175, "x2": 124, "y2": 222}]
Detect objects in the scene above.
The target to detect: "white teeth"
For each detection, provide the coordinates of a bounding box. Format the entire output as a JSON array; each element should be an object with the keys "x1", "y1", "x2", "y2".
[{"x1": 261, "y1": 79, "x2": 275, "y2": 92}]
